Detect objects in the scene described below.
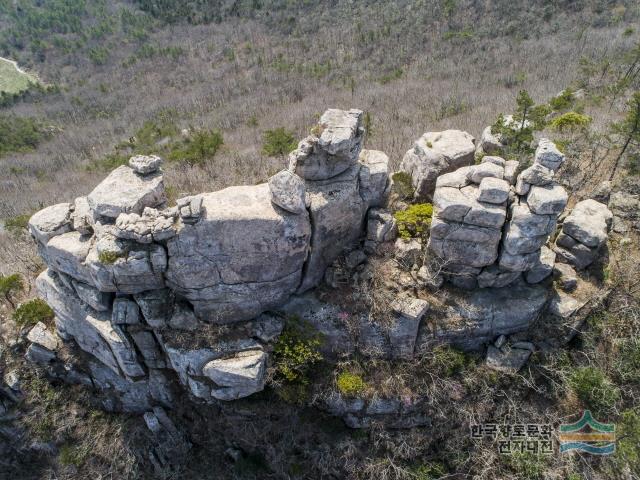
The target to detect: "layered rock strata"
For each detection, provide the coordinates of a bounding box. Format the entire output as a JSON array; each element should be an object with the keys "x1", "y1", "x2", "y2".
[
  {"x1": 26, "y1": 109, "x2": 390, "y2": 408},
  {"x1": 427, "y1": 138, "x2": 568, "y2": 289}
]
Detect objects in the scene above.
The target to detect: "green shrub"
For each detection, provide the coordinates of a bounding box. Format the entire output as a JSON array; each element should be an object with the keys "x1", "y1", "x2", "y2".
[
  {"x1": 0, "y1": 114, "x2": 48, "y2": 157},
  {"x1": 549, "y1": 88, "x2": 575, "y2": 111},
  {"x1": 88, "y1": 46, "x2": 109, "y2": 65},
  {"x1": 616, "y1": 409, "x2": 640, "y2": 472},
  {"x1": 432, "y1": 345, "x2": 469, "y2": 376},
  {"x1": 614, "y1": 337, "x2": 640, "y2": 382},
  {"x1": 336, "y1": 372, "x2": 367, "y2": 396},
  {"x1": 569, "y1": 366, "x2": 620, "y2": 414},
  {"x1": 550, "y1": 112, "x2": 592, "y2": 131},
  {"x1": 262, "y1": 128, "x2": 297, "y2": 157},
  {"x1": 394, "y1": 203, "x2": 433, "y2": 239},
  {"x1": 504, "y1": 451, "x2": 548, "y2": 479},
  {"x1": 0, "y1": 273, "x2": 24, "y2": 308},
  {"x1": 273, "y1": 317, "x2": 323, "y2": 385},
  {"x1": 412, "y1": 462, "x2": 446, "y2": 480},
  {"x1": 59, "y1": 443, "x2": 88, "y2": 467},
  {"x1": 168, "y1": 129, "x2": 223, "y2": 166},
  {"x1": 492, "y1": 90, "x2": 550, "y2": 157},
  {"x1": 391, "y1": 171, "x2": 414, "y2": 200},
  {"x1": 98, "y1": 250, "x2": 123, "y2": 265},
  {"x1": 13, "y1": 298, "x2": 54, "y2": 328},
  {"x1": 4, "y1": 214, "x2": 30, "y2": 235}
]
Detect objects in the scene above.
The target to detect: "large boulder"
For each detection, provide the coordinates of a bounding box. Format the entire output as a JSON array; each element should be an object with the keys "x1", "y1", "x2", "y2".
[
  {"x1": 477, "y1": 126, "x2": 504, "y2": 155},
  {"x1": 28, "y1": 203, "x2": 73, "y2": 244},
  {"x1": 41, "y1": 231, "x2": 94, "y2": 284},
  {"x1": 534, "y1": 138, "x2": 566, "y2": 172},
  {"x1": 268, "y1": 170, "x2": 307, "y2": 215},
  {"x1": 562, "y1": 199, "x2": 612, "y2": 248},
  {"x1": 399, "y1": 130, "x2": 475, "y2": 201},
  {"x1": 526, "y1": 184, "x2": 568, "y2": 215},
  {"x1": 87, "y1": 165, "x2": 166, "y2": 219},
  {"x1": 166, "y1": 183, "x2": 311, "y2": 322},
  {"x1": 202, "y1": 350, "x2": 267, "y2": 401},
  {"x1": 289, "y1": 109, "x2": 363, "y2": 181}
]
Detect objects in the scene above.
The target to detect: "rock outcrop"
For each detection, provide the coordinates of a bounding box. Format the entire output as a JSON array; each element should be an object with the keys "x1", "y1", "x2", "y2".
[
  {"x1": 399, "y1": 130, "x2": 476, "y2": 201},
  {"x1": 553, "y1": 199, "x2": 613, "y2": 269},
  {"x1": 426, "y1": 139, "x2": 567, "y2": 289},
  {"x1": 26, "y1": 108, "x2": 390, "y2": 409}
]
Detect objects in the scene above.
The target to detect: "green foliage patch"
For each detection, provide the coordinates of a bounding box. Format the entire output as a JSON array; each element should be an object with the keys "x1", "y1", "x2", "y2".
[
  {"x1": 391, "y1": 171, "x2": 415, "y2": 200},
  {"x1": 262, "y1": 127, "x2": 297, "y2": 157},
  {"x1": 550, "y1": 111, "x2": 592, "y2": 131},
  {"x1": 336, "y1": 372, "x2": 367, "y2": 397},
  {"x1": 3, "y1": 214, "x2": 31, "y2": 235},
  {"x1": 0, "y1": 273, "x2": 24, "y2": 308},
  {"x1": 0, "y1": 114, "x2": 49, "y2": 157},
  {"x1": 273, "y1": 316, "x2": 323, "y2": 385},
  {"x1": 492, "y1": 90, "x2": 550, "y2": 157},
  {"x1": 569, "y1": 366, "x2": 620, "y2": 415},
  {"x1": 394, "y1": 203, "x2": 433, "y2": 239},
  {"x1": 89, "y1": 110, "x2": 224, "y2": 170},
  {"x1": 13, "y1": 298, "x2": 54, "y2": 328},
  {"x1": 97, "y1": 250, "x2": 123, "y2": 265}
]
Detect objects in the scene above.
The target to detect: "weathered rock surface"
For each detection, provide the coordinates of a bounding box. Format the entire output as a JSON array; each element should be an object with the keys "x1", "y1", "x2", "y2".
[
  {"x1": 486, "y1": 344, "x2": 532, "y2": 373},
  {"x1": 477, "y1": 126, "x2": 504, "y2": 155},
  {"x1": 389, "y1": 297, "x2": 429, "y2": 359},
  {"x1": 165, "y1": 183, "x2": 311, "y2": 321},
  {"x1": 28, "y1": 203, "x2": 73, "y2": 244},
  {"x1": 424, "y1": 280, "x2": 548, "y2": 350},
  {"x1": 562, "y1": 199, "x2": 612, "y2": 248},
  {"x1": 553, "y1": 200, "x2": 612, "y2": 270},
  {"x1": 202, "y1": 350, "x2": 267, "y2": 400},
  {"x1": 527, "y1": 184, "x2": 568, "y2": 215},
  {"x1": 129, "y1": 154, "x2": 163, "y2": 175},
  {"x1": 525, "y1": 246, "x2": 556, "y2": 284},
  {"x1": 268, "y1": 170, "x2": 307, "y2": 214},
  {"x1": 399, "y1": 130, "x2": 475, "y2": 201},
  {"x1": 534, "y1": 138, "x2": 566, "y2": 171},
  {"x1": 87, "y1": 165, "x2": 166, "y2": 219},
  {"x1": 289, "y1": 109, "x2": 363, "y2": 180},
  {"x1": 114, "y1": 207, "x2": 177, "y2": 243}
]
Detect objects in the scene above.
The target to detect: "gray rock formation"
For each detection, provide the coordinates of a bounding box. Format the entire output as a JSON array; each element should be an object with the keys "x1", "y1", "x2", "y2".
[
  {"x1": 129, "y1": 154, "x2": 163, "y2": 175},
  {"x1": 554, "y1": 199, "x2": 612, "y2": 269},
  {"x1": 87, "y1": 165, "x2": 166, "y2": 219},
  {"x1": 399, "y1": 130, "x2": 476, "y2": 201},
  {"x1": 289, "y1": 109, "x2": 364, "y2": 180},
  {"x1": 427, "y1": 139, "x2": 568, "y2": 287},
  {"x1": 26, "y1": 108, "x2": 389, "y2": 410}
]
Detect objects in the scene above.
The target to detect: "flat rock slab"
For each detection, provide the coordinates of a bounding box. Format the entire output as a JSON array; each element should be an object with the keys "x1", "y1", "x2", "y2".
[
  {"x1": 548, "y1": 292, "x2": 586, "y2": 318},
  {"x1": 87, "y1": 165, "x2": 166, "y2": 218},
  {"x1": 28, "y1": 203, "x2": 72, "y2": 244}
]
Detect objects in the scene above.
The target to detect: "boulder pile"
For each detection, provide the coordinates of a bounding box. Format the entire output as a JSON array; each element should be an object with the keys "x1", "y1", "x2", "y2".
[
  {"x1": 426, "y1": 138, "x2": 568, "y2": 289},
  {"x1": 26, "y1": 108, "x2": 390, "y2": 409}
]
